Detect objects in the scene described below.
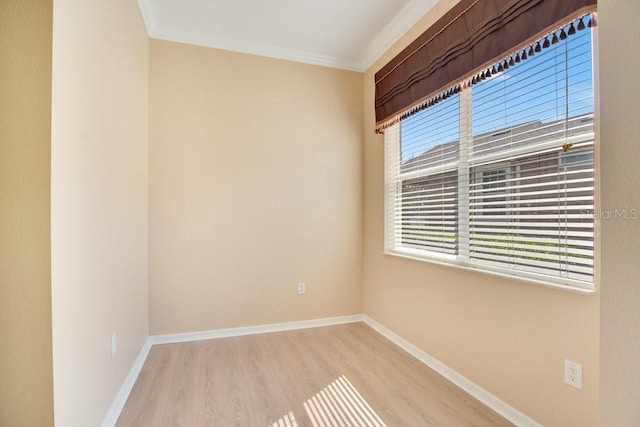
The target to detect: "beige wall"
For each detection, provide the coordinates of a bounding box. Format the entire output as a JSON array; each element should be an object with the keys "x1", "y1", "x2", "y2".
[
  {"x1": 598, "y1": 0, "x2": 640, "y2": 425},
  {"x1": 50, "y1": 0, "x2": 149, "y2": 424},
  {"x1": 362, "y1": 1, "x2": 600, "y2": 425},
  {"x1": 148, "y1": 41, "x2": 363, "y2": 334},
  {"x1": 4, "y1": 0, "x2": 634, "y2": 425},
  {"x1": 0, "y1": 1, "x2": 54, "y2": 425}
]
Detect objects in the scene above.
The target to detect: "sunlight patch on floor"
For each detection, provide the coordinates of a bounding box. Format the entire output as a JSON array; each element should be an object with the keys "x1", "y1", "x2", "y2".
[
  {"x1": 269, "y1": 411, "x2": 298, "y2": 427},
  {"x1": 303, "y1": 375, "x2": 387, "y2": 427}
]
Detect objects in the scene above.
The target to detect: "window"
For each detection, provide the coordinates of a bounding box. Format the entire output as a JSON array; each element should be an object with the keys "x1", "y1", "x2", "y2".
[
  {"x1": 385, "y1": 22, "x2": 596, "y2": 291},
  {"x1": 473, "y1": 164, "x2": 512, "y2": 216}
]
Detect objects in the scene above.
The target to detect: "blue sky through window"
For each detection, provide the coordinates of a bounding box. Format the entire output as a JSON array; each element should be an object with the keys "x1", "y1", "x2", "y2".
[{"x1": 400, "y1": 24, "x2": 594, "y2": 164}]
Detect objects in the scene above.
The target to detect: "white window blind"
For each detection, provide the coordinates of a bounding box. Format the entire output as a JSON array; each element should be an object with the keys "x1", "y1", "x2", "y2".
[
  {"x1": 384, "y1": 21, "x2": 596, "y2": 290},
  {"x1": 386, "y1": 97, "x2": 460, "y2": 256}
]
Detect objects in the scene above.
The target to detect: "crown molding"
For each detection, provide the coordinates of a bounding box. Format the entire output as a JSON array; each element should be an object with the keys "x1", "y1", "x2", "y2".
[
  {"x1": 137, "y1": 0, "x2": 439, "y2": 73},
  {"x1": 359, "y1": 0, "x2": 439, "y2": 72},
  {"x1": 150, "y1": 28, "x2": 362, "y2": 71},
  {"x1": 136, "y1": 0, "x2": 156, "y2": 35}
]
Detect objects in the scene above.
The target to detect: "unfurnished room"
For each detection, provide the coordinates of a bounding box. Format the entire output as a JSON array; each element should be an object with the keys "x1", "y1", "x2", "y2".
[{"x1": 1, "y1": 0, "x2": 639, "y2": 426}]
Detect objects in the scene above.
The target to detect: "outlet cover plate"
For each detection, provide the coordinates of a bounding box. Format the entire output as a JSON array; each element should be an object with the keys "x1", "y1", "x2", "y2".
[{"x1": 564, "y1": 359, "x2": 582, "y2": 389}]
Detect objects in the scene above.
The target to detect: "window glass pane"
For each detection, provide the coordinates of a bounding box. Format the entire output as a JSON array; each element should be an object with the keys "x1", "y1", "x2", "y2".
[
  {"x1": 469, "y1": 151, "x2": 594, "y2": 282},
  {"x1": 471, "y1": 29, "x2": 594, "y2": 160},
  {"x1": 400, "y1": 172, "x2": 459, "y2": 255},
  {"x1": 466, "y1": 26, "x2": 595, "y2": 285},
  {"x1": 400, "y1": 96, "x2": 460, "y2": 173}
]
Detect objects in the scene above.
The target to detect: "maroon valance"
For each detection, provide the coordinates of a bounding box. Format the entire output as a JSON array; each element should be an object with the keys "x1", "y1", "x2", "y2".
[{"x1": 374, "y1": 0, "x2": 597, "y2": 133}]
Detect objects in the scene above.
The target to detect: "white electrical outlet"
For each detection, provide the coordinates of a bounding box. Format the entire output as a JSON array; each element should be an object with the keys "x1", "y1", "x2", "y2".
[
  {"x1": 297, "y1": 282, "x2": 306, "y2": 295},
  {"x1": 111, "y1": 332, "x2": 117, "y2": 358},
  {"x1": 564, "y1": 359, "x2": 582, "y2": 389}
]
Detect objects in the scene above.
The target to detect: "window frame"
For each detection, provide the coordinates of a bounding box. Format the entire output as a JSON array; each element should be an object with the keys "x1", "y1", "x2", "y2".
[{"x1": 383, "y1": 29, "x2": 599, "y2": 294}]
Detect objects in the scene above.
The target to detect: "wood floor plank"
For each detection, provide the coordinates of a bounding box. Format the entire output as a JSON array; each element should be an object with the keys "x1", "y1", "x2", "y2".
[{"x1": 116, "y1": 323, "x2": 513, "y2": 426}]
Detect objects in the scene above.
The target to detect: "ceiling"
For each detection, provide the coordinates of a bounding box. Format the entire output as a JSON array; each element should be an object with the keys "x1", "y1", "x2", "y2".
[{"x1": 137, "y1": 0, "x2": 439, "y2": 72}]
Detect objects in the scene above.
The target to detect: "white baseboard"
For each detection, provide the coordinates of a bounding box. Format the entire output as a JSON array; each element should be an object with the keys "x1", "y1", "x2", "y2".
[
  {"x1": 103, "y1": 314, "x2": 539, "y2": 427},
  {"x1": 101, "y1": 336, "x2": 152, "y2": 427},
  {"x1": 150, "y1": 314, "x2": 365, "y2": 345},
  {"x1": 362, "y1": 315, "x2": 541, "y2": 427}
]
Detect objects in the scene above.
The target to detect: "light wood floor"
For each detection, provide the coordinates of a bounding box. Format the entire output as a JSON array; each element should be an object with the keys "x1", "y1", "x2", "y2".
[{"x1": 117, "y1": 322, "x2": 513, "y2": 426}]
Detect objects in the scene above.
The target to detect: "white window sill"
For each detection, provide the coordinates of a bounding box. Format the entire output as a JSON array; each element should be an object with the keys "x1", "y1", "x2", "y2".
[{"x1": 384, "y1": 249, "x2": 596, "y2": 295}]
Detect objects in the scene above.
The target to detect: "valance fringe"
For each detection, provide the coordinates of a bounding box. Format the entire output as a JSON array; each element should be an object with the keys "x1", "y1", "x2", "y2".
[{"x1": 375, "y1": 12, "x2": 597, "y2": 134}]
